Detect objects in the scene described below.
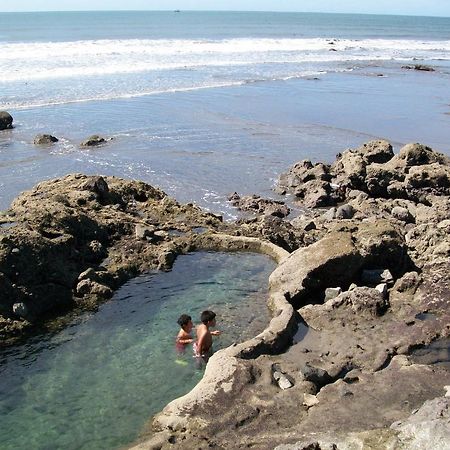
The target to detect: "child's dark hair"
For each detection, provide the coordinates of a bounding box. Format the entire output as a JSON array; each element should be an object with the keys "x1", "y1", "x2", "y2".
[
  {"x1": 177, "y1": 314, "x2": 192, "y2": 327},
  {"x1": 201, "y1": 310, "x2": 216, "y2": 324}
]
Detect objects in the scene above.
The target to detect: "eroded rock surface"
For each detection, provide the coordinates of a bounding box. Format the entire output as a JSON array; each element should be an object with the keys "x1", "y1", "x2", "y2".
[
  {"x1": 0, "y1": 174, "x2": 228, "y2": 340},
  {"x1": 1, "y1": 140, "x2": 449, "y2": 450},
  {"x1": 131, "y1": 141, "x2": 449, "y2": 450}
]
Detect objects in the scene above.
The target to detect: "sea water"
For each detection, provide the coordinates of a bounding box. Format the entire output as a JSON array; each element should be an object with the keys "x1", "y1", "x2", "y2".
[
  {"x1": 0, "y1": 11, "x2": 449, "y2": 215},
  {"x1": 0, "y1": 251, "x2": 275, "y2": 450}
]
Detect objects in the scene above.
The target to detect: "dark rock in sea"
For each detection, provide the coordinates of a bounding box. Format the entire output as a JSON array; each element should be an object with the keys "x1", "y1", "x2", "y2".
[
  {"x1": 81, "y1": 135, "x2": 107, "y2": 147},
  {"x1": 0, "y1": 111, "x2": 13, "y2": 130},
  {"x1": 34, "y1": 134, "x2": 59, "y2": 145},
  {"x1": 402, "y1": 64, "x2": 435, "y2": 72}
]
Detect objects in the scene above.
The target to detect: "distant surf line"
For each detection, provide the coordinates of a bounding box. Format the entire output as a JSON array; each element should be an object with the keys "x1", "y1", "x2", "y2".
[{"x1": 5, "y1": 73, "x2": 330, "y2": 110}]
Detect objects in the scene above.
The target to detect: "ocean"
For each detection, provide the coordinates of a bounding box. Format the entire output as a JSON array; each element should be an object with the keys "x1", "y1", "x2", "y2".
[{"x1": 1, "y1": 11, "x2": 449, "y2": 216}]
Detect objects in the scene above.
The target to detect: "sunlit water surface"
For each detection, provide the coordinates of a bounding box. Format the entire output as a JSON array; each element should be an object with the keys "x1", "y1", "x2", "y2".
[{"x1": 0, "y1": 251, "x2": 275, "y2": 450}]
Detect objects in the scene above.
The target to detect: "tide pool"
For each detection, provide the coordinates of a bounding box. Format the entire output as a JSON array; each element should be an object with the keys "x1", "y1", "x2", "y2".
[{"x1": 0, "y1": 251, "x2": 275, "y2": 450}]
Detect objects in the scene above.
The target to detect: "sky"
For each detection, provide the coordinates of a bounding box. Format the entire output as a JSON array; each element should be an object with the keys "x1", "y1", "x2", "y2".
[{"x1": 0, "y1": 0, "x2": 449, "y2": 17}]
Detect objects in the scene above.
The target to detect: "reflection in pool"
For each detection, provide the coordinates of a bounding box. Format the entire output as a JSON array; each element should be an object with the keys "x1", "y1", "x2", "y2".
[{"x1": 0, "y1": 251, "x2": 275, "y2": 450}]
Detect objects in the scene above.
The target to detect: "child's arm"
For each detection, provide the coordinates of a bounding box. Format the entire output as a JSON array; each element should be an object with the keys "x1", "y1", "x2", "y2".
[
  {"x1": 177, "y1": 330, "x2": 193, "y2": 344},
  {"x1": 211, "y1": 330, "x2": 221, "y2": 336}
]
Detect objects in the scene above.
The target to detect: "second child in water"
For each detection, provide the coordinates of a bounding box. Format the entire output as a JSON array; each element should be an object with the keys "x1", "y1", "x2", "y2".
[
  {"x1": 175, "y1": 314, "x2": 194, "y2": 353},
  {"x1": 194, "y1": 310, "x2": 221, "y2": 364}
]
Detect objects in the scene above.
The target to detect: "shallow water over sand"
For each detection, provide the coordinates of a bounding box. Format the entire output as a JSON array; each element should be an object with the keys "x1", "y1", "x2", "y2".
[{"x1": 0, "y1": 251, "x2": 275, "y2": 450}]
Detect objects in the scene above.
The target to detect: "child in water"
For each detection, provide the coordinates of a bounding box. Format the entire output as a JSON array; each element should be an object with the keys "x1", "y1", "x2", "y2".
[
  {"x1": 194, "y1": 310, "x2": 221, "y2": 366},
  {"x1": 175, "y1": 314, "x2": 194, "y2": 354}
]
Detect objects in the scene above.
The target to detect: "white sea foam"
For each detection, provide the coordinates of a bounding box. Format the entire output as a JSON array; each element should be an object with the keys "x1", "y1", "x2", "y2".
[{"x1": 1, "y1": 37, "x2": 449, "y2": 83}]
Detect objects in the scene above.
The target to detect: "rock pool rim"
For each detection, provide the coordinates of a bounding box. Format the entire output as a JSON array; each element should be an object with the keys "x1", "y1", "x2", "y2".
[{"x1": 128, "y1": 232, "x2": 297, "y2": 441}]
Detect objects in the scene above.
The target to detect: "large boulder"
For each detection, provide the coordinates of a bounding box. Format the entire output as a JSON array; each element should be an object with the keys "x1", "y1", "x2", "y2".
[
  {"x1": 269, "y1": 231, "x2": 364, "y2": 307},
  {"x1": 365, "y1": 144, "x2": 450, "y2": 200},
  {"x1": 0, "y1": 111, "x2": 13, "y2": 130},
  {"x1": 331, "y1": 140, "x2": 393, "y2": 191},
  {"x1": 352, "y1": 219, "x2": 407, "y2": 276},
  {"x1": 276, "y1": 160, "x2": 332, "y2": 195},
  {"x1": 393, "y1": 143, "x2": 448, "y2": 167}
]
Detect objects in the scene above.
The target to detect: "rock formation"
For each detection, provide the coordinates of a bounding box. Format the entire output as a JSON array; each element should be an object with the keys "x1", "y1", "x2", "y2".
[
  {"x1": 81, "y1": 135, "x2": 107, "y2": 146},
  {"x1": 0, "y1": 111, "x2": 13, "y2": 130},
  {"x1": 34, "y1": 134, "x2": 59, "y2": 144},
  {"x1": 128, "y1": 141, "x2": 449, "y2": 449},
  {"x1": 0, "y1": 174, "x2": 227, "y2": 340},
  {"x1": 0, "y1": 140, "x2": 449, "y2": 450}
]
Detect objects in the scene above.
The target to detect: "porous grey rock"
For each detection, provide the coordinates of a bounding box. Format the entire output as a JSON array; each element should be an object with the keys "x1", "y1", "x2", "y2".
[
  {"x1": 82, "y1": 176, "x2": 109, "y2": 197},
  {"x1": 393, "y1": 272, "x2": 421, "y2": 293},
  {"x1": 34, "y1": 134, "x2": 59, "y2": 145},
  {"x1": 135, "y1": 224, "x2": 155, "y2": 240},
  {"x1": 303, "y1": 393, "x2": 319, "y2": 407},
  {"x1": 405, "y1": 163, "x2": 450, "y2": 193},
  {"x1": 0, "y1": 111, "x2": 13, "y2": 130},
  {"x1": 391, "y1": 206, "x2": 414, "y2": 223},
  {"x1": 78, "y1": 267, "x2": 97, "y2": 281},
  {"x1": 391, "y1": 397, "x2": 450, "y2": 449},
  {"x1": 299, "y1": 363, "x2": 332, "y2": 388},
  {"x1": 322, "y1": 207, "x2": 337, "y2": 221},
  {"x1": 272, "y1": 364, "x2": 295, "y2": 390},
  {"x1": 229, "y1": 194, "x2": 290, "y2": 218},
  {"x1": 375, "y1": 283, "x2": 388, "y2": 297},
  {"x1": 81, "y1": 135, "x2": 106, "y2": 147},
  {"x1": 324, "y1": 287, "x2": 342, "y2": 301},
  {"x1": 335, "y1": 204, "x2": 355, "y2": 219},
  {"x1": 76, "y1": 279, "x2": 113, "y2": 298}
]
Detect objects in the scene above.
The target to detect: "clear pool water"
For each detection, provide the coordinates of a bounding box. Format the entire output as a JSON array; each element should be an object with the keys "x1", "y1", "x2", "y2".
[{"x1": 0, "y1": 251, "x2": 275, "y2": 450}]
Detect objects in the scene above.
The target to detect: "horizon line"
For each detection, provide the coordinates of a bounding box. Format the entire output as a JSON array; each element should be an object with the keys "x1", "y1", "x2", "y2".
[{"x1": 0, "y1": 9, "x2": 449, "y2": 19}]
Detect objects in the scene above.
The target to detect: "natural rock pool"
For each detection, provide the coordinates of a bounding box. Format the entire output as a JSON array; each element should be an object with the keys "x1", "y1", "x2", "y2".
[{"x1": 0, "y1": 251, "x2": 275, "y2": 450}]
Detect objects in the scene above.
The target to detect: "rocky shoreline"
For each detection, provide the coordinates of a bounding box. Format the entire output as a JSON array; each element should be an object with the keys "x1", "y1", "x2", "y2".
[{"x1": 0, "y1": 139, "x2": 449, "y2": 449}]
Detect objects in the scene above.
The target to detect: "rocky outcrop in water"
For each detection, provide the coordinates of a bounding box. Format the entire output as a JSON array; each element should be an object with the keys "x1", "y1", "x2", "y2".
[
  {"x1": 0, "y1": 174, "x2": 227, "y2": 341},
  {"x1": 81, "y1": 135, "x2": 107, "y2": 146},
  {"x1": 0, "y1": 111, "x2": 13, "y2": 130},
  {"x1": 276, "y1": 140, "x2": 449, "y2": 207},
  {"x1": 34, "y1": 134, "x2": 59, "y2": 144},
  {"x1": 0, "y1": 140, "x2": 449, "y2": 450},
  {"x1": 133, "y1": 141, "x2": 449, "y2": 450}
]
